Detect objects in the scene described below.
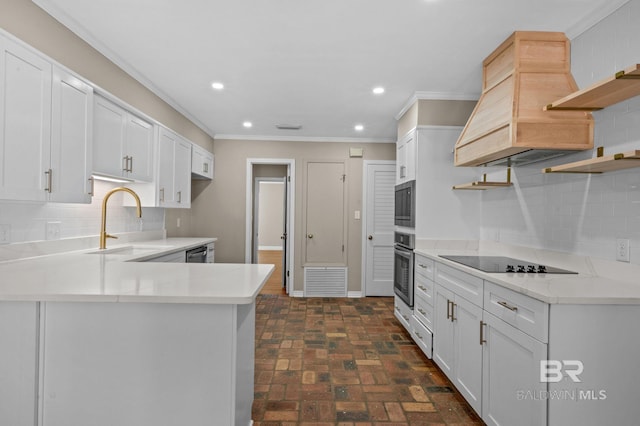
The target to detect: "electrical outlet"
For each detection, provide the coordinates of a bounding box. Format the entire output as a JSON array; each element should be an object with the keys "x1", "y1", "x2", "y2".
[
  {"x1": 46, "y1": 221, "x2": 61, "y2": 240},
  {"x1": 616, "y1": 238, "x2": 630, "y2": 262},
  {"x1": 0, "y1": 224, "x2": 11, "y2": 244}
]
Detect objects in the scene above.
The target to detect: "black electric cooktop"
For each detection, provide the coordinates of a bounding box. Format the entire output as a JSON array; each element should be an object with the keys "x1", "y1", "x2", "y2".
[{"x1": 439, "y1": 255, "x2": 578, "y2": 274}]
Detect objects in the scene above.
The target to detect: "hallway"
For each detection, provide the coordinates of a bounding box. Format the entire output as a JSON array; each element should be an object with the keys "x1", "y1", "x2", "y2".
[{"x1": 252, "y1": 294, "x2": 482, "y2": 425}]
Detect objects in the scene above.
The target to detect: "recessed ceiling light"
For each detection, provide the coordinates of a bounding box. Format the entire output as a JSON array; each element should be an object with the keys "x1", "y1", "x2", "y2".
[
  {"x1": 355, "y1": 124, "x2": 364, "y2": 131},
  {"x1": 211, "y1": 82, "x2": 224, "y2": 90},
  {"x1": 372, "y1": 87, "x2": 385, "y2": 95},
  {"x1": 243, "y1": 121, "x2": 253, "y2": 128}
]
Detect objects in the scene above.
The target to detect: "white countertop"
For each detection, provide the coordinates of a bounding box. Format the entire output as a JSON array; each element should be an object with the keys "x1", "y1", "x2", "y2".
[
  {"x1": 0, "y1": 237, "x2": 274, "y2": 305},
  {"x1": 415, "y1": 241, "x2": 640, "y2": 305}
]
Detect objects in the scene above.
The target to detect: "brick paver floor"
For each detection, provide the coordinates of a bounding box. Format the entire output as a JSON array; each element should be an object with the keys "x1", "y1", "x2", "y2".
[{"x1": 253, "y1": 294, "x2": 483, "y2": 425}]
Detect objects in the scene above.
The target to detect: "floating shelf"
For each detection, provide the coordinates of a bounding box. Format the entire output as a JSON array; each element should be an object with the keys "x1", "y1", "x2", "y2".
[
  {"x1": 453, "y1": 169, "x2": 512, "y2": 190},
  {"x1": 543, "y1": 148, "x2": 640, "y2": 174},
  {"x1": 544, "y1": 64, "x2": 640, "y2": 111}
]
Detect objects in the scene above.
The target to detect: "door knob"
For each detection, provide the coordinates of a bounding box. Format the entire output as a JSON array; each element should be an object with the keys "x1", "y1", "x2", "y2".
[
  {"x1": 368, "y1": 235, "x2": 373, "y2": 240},
  {"x1": 307, "y1": 234, "x2": 314, "y2": 239}
]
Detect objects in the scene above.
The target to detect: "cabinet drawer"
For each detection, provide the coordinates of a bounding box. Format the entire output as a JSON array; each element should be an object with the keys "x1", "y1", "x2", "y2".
[
  {"x1": 414, "y1": 293, "x2": 433, "y2": 331},
  {"x1": 484, "y1": 281, "x2": 549, "y2": 343},
  {"x1": 435, "y1": 262, "x2": 483, "y2": 307},
  {"x1": 394, "y1": 296, "x2": 412, "y2": 332},
  {"x1": 410, "y1": 315, "x2": 432, "y2": 359},
  {"x1": 414, "y1": 254, "x2": 434, "y2": 281},
  {"x1": 414, "y1": 273, "x2": 434, "y2": 305}
]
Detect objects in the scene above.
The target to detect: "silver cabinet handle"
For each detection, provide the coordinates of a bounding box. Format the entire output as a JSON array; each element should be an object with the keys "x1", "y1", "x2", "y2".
[
  {"x1": 415, "y1": 331, "x2": 423, "y2": 340},
  {"x1": 159, "y1": 188, "x2": 165, "y2": 202},
  {"x1": 497, "y1": 301, "x2": 518, "y2": 312},
  {"x1": 417, "y1": 285, "x2": 427, "y2": 292},
  {"x1": 418, "y1": 263, "x2": 428, "y2": 269},
  {"x1": 203, "y1": 163, "x2": 208, "y2": 173},
  {"x1": 400, "y1": 165, "x2": 406, "y2": 178},
  {"x1": 451, "y1": 302, "x2": 457, "y2": 322},
  {"x1": 88, "y1": 177, "x2": 94, "y2": 196},
  {"x1": 44, "y1": 169, "x2": 52, "y2": 193},
  {"x1": 129, "y1": 156, "x2": 133, "y2": 173},
  {"x1": 418, "y1": 308, "x2": 426, "y2": 316},
  {"x1": 177, "y1": 191, "x2": 182, "y2": 203},
  {"x1": 123, "y1": 156, "x2": 128, "y2": 172}
]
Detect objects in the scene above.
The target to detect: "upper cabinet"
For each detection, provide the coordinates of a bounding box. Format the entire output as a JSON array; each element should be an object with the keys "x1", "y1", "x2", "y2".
[
  {"x1": 396, "y1": 131, "x2": 416, "y2": 184},
  {"x1": 0, "y1": 36, "x2": 93, "y2": 203},
  {"x1": 158, "y1": 126, "x2": 191, "y2": 208},
  {"x1": 191, "y1": 143, "x2": 214, "y2": 180},
  {"x1": 93, "y1": 95, "x2": 154, "y2": 182}
]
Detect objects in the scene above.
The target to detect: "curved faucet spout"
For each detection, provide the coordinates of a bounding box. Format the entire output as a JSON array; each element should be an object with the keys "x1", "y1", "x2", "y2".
[{"x1": 99, "y1": 187, "x2": 142, "y2": 249}]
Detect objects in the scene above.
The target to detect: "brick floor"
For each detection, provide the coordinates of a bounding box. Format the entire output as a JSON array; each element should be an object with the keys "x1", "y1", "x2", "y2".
[{"x1": 253, "y1": 294, "x2": 484, "y2": 425}]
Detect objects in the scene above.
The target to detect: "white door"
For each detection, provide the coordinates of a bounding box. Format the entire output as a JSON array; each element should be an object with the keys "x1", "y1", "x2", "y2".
[
  {"x1": 363, "y1": 162, "x2": 395, "y2": 296},
  {"x1": 304, "y1": 161, "x2": 346, "y2": 265},
  {"x1": 125, "y1": 114, "x2": 154, "y2": 182},
  {"x1": 93, "y1": 95, "x2": 126, "y2": 178}
]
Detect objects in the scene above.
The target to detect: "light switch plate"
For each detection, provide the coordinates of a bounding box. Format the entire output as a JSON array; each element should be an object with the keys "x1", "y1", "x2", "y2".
[{"x1": 0, "y1": 224, "x2": 11, "y2": 244}]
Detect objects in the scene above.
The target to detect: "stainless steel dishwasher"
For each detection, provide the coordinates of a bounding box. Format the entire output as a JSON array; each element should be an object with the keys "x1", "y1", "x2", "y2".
[{"x1": 185, "y1": 245, "x2": 208, "y2": 263}]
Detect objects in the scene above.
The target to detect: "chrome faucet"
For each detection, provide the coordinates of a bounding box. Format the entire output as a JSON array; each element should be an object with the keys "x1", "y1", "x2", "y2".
[{"x1": 99, "y1": 187, "x2": 142, "y2": 249}]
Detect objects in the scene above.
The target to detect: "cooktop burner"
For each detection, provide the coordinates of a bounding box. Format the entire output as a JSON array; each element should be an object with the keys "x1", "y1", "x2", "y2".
[{"x1": 438, "y1": 255, "x2": 578, "y2": 274}]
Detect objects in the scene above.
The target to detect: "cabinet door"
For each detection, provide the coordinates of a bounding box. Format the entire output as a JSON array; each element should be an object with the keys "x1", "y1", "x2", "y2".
[
  {"x1": 191, "y1": 144, "x2": 213, "y2": 179},
  {"x1": 157, "y1": 127, "x2": 177, "y2": 206},
  {"x1": 125, "y1": 114, "x2": 154, "y2": 182},
  {"x1": 396, "y1": 141, "x2": 406, "y2": 183},
  {"x1": 0, "y1": 37, "x2": 52, "y2": 201},
  {"x1": 50, "y1": 67, "x2": 93, "y2": 203},
  {"x1": 433, "y1": 284, "x2": 455, "y2": 377},
  {"x1": 173, "y1": 138, "x2": 192, "y2": 208},
  {"x1": 0, "y1": 302, "x2": 39, "y2": 426},
  {"x1": 404, "y1": 134, "x2": 416, "y2": 181},
  {"x1": 452, "y1": 296, "x2": 483, "y2": 414},
  {"x1": 482, "y1": 311, "x2": 547, "y2": 426},
  {"x1": 93, "y1": 95, "x2": 126, "y2": 178}
]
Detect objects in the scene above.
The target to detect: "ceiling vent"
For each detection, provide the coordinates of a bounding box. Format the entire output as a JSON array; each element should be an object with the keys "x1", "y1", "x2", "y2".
[
  {"x1": 454, "y1": 31, "x2": 593, "y2": 167},
  {"x1": 276, "y1": 124, "x2": 302, "y2": 130}
]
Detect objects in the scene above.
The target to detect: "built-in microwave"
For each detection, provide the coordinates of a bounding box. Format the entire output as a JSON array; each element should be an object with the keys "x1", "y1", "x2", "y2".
[{"x1": 395, "y1": 180, "x2": 416, "y2": 228}]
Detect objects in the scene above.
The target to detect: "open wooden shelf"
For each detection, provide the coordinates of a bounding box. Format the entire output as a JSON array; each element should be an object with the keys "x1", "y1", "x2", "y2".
[
  {"x1": 544, "y1": 64, "x2": 640, "y2": 111},
  {"x1": 453, "y1": 169, "x2": 513, "y2": 190},
  {"x1": 543, "y1": 148, "x2": 640, "y2": 174}
]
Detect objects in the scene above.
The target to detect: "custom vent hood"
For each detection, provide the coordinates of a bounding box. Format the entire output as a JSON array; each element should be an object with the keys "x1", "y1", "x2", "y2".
[{"x1": 454, "y1": 31, "x2": 593, "y2": 167}]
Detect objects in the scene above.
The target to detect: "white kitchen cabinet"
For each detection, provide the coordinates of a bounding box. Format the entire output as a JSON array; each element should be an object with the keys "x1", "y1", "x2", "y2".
[
  {"x1": 0, "y1": 36, "x2": 52, "y2": 201},
  {"x1": 412, "y1": 253, "x2": 435, "y2": 358},
  {"x1": 157, "y1": 126, "x2": 191, "y2": 208},
  {"x1": 93, "y1": 95, "x2": 154, "y2": 182},
  {"x1": 143, "y1": 250, "x2": 185, "y2": 263},
  {"x1": 49, "y1": 66, "x2": 94, "y2": 203},
  {"x1": 191, "y1": 143, "x2": 214, "y2": 179},
  {"x1": 0, "y1": 302, "x2": 39, "y2": 426},
  {"x1": 481, "y1": 310, "x2": 547, "y2": 426},
  {"x1": 396, "y1": 130, "x2": 416, "y2": 184},
  {"x1": 394, "y1": 295, "x2": 412, "y2": 332},
  {"x1": 433, "y1": 263, "x2": 483, "y2": 414},
  {"x1": 0, "y1": 36, "x2": 92, "y2": 204}
]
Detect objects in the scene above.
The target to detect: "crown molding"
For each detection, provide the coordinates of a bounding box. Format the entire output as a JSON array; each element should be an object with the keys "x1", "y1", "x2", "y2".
[
  {"x1": 214, "y1": 134, "x2": 395, "y2": 143},
  {"x1": 395, "y1": 91, "x2": 480, "y2": 121}
]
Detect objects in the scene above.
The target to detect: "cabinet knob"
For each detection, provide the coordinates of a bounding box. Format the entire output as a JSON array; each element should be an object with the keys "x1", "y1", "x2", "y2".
[{"x1": 307, "y1": 234, "x2": 314, "y2": 239}]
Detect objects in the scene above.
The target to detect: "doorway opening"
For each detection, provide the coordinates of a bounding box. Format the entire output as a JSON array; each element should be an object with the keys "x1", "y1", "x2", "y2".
[{"x1": 246, "y1": 159, "x2": 295, "y2": 295}]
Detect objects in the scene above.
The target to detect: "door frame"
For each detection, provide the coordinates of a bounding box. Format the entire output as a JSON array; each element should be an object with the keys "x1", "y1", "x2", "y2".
[
  {"x1": 361, "y1": 160, "x2": 396, "y2": 296},
  {"x1": 253, "y1": 176, "x2": 286, "y2": 262},
  {"x1": 245, "y1": 158, "x2": 295, "y2": 295}
]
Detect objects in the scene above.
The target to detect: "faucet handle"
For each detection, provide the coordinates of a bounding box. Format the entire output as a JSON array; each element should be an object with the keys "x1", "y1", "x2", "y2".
[{"x1": 105, "y1": 233, "x2": 118, "y2": 240}]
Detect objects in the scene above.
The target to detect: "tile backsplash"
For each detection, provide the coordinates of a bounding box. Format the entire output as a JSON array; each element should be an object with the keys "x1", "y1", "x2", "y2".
[
  {"x1": 0, "y1": 180, "x2": 164, "y2": 245},
  {"x1": 480, "y1": 0, "x2": 640, "y2": 264}
]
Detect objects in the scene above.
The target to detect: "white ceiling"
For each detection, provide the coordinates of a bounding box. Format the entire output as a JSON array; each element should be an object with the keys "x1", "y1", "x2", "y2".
[{"x1": 34, "y1": 0, "x2": 627, "y2": 142}]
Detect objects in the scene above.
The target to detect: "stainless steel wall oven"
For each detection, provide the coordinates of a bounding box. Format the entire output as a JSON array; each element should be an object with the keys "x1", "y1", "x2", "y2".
[{"x1": 394, "y1": 231, "x2": 415, "y2": 307}]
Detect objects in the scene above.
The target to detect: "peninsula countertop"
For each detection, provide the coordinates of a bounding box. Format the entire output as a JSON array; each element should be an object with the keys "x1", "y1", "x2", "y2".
[{"x1": 0, "y1": 237, "x2": 274, "y2": 304}]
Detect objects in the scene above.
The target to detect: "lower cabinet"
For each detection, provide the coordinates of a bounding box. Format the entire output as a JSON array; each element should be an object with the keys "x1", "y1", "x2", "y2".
[
  {"x1": 394, "y1": 295, "x2": 412, "y2": 332},
  {"x1": 0, "y1": 302, "x2": 39, "y2": 426},
  {"x1": 481, "y1": 311, "x2": 547, "y2": 426},
  {"x1": 433, "y1": 282, "x2": 483, "y2": 414}
]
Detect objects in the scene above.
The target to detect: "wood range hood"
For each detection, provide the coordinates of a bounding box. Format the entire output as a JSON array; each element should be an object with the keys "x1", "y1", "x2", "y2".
[{"x1": 454, "y1": 31, "x2": 593, "y2": 167}]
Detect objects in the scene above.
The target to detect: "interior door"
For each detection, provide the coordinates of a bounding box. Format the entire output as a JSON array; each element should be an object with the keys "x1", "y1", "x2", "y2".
[
  {"x1": 364, "y1": 162, "x2": 395, "y2": 296},
  {"x1": 282, "y1": 176, "x2": 288, "y2": 290},
  {"x1": 304, "y1": 161, "x2": 346, "y2": 265}
]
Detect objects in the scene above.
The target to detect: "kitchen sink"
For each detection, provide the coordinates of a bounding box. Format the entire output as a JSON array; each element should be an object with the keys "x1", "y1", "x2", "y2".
[{"x1": 86, "y1": 245, "x2": 167, "y2": 256}]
